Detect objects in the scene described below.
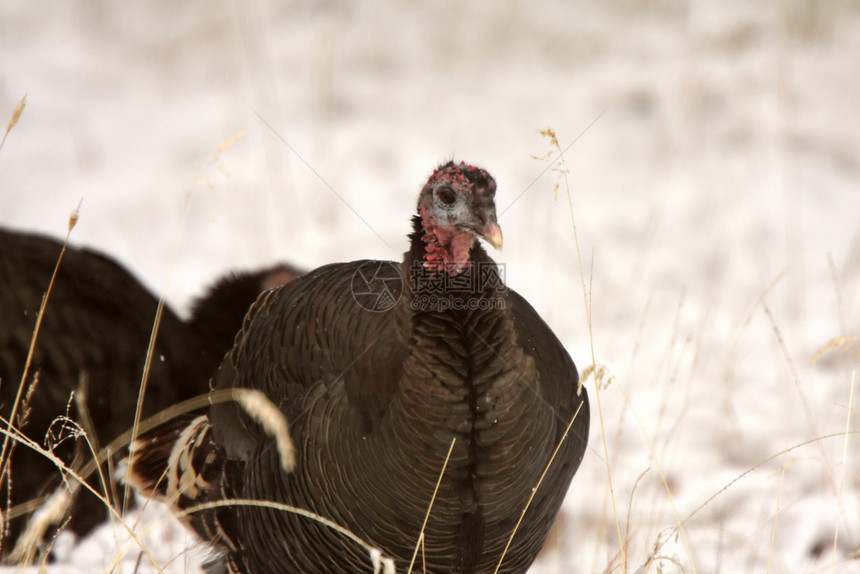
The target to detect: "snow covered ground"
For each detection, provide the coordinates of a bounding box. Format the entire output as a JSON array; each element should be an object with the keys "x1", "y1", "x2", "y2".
[{"x1": 1, "y1": 0, "x2": 859, "y2": 572}]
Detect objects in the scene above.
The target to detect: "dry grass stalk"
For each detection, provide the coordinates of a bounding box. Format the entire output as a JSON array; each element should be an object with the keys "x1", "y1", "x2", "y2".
[
  {"x1": 493, "y1": 401, "x2": 586, "y2": 574},
  {"x1": 0, "y1": 206, "x2": 182, "y2": 567},
  {"x1": 122, "y1": 184, "x2": 194, "y2": 518},
  {"x1": 624, "y1": 468, "x2": 652, "y2": 566},
  {"x1": 207, "y1": 130, "x2": 247, "y2": 163},
  {"x1": 810, "y1": 335, "x2": 860, "y2": 365},
  {"x1": 368, "y1": 548, "x2": 396, "y2": 574},
  {"x1": 406, "y1": 437, "x2": 456, "y2": 574},
  {"x1": 73, "y1": 373, "x2": 128, "y2": 560},
  {"x1": 582, "y1": 364, "x2": 615, "y2": 392},
  {"x1": 16, "y1": 370, "x2": 40, "y2": 431},
  {"x1": 0, "y1": 421, "x2": 162, "y2": 570},
  {"x1": 0, "y1": 94, "x2": 26, "y2": 152},
  {"x1": 535, "y1": 126, "x2": 625, "y2": 570},
  {"x1": 232, "y1": 389, "x2": 295, "y2": 472},
  {"x1": 9, "y1": 485, "x2": 73, "y2": 564},
  {"x1": 196, "y1": 130, "x2": 247, "y2": 192},
  {"x1": 125, "y1": 297, "x2": 167, "y2": 496},
  {"x1": 0, "y1": 371, "x2": 39, "y2": 546},
  {"x1": 829, "y1": 371, "x2": 855, "y2": 569},
  {"x1": 0, "y1": 209, "x2": 80, "y2": 548},
  {"x1": 178, "y1": 498, "x2": 395, "y2": 572}
]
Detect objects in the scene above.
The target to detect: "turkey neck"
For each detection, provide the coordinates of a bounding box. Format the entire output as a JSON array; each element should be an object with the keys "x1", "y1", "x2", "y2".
[
  {"x1": 399, "y1": 214, "x2": 522, "y2": 436},
  {"x1": 393, "y1": 216, "x2": 532, "y2": 564}
]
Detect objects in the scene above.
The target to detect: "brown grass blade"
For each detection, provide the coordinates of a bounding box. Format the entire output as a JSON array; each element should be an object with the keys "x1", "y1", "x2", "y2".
[
  {"x1": 407, "y1": 437, "x2": 456, "y2": 574},
  {"x1": 0, "y1": 94, "x2": 26, "y2": 152}
]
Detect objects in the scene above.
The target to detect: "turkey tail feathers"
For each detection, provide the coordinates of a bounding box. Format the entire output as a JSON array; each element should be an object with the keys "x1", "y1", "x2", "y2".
[{"x1": 126, "y1": 415, "x2": 215, "y2": 508}]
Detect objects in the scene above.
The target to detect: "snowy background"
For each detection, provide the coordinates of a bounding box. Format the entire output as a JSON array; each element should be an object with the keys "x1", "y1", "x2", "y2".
[{"x1": 2, "y1": 0, "x2": 859, "y2": 572}]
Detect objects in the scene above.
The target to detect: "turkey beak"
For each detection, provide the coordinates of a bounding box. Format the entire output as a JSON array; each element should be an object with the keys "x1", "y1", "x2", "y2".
[{"x1": 479, "y1": 222, "x2": 503, "y2": 250}]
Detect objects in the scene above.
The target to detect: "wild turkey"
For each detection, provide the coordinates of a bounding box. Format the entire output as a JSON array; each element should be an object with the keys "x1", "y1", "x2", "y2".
[
  {"x1": 0, "y1": 228, "x2": 300, "y2": 559},
  {"x1": 187, "y1": 263, "x2": 303, "y2": 358},
  {"x1": 128, "y1": 161, "x2": 590, "y2": 573}
]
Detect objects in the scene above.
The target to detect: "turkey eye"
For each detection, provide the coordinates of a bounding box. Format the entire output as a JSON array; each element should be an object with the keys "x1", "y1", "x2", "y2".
[{"x1": 436, "y1": 186, "x2": 456, "y2": 206}]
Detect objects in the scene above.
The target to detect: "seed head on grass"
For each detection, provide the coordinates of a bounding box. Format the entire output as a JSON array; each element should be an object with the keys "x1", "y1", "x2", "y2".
[
  {"x1": 0, "y1": 372, "x2": 40, "y2": 554},
  {"x1": 810, "y1": 335, "x2": 860, "y2": 365},
  {"x1": 0, "y1": 94, "x2": 26, "y2": 152},
  {"x1": 581, "y1": 364, "x2": 616, "y2": 392},
  {"x1": 16, "y1": 371, "x2": 40, "y2": 431}
]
